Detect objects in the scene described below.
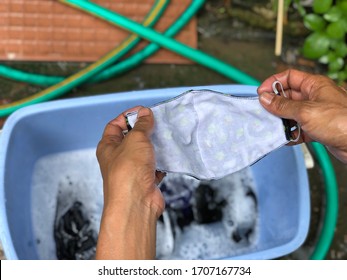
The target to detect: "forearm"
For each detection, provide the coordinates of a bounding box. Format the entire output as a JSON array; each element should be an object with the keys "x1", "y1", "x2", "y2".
[{"x1": 96, "y1": 200, "x2": 158, "y2": 260}]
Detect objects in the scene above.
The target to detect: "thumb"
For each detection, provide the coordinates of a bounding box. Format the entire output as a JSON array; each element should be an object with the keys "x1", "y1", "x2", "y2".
[
  {"x1": 259, "y1": 92, "x2": 301, "y2": 120},
  {"x1": 131, "y1": 107, "x2": 154, "y2": 136}
]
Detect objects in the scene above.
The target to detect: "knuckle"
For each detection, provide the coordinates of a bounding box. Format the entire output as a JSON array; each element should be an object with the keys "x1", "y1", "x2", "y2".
[
  {"x1": 317, "y1": 74, "x2": 332, "y2": 83},
  {"x1": 96, "y1": 146, "x2": 103, "y2": 162},
  {"x1": 312, "y1": 74, "x2": 335, "y2": 90},
  {"x1": 96, "y1": 140, "x2": 106, "y2": 160}
]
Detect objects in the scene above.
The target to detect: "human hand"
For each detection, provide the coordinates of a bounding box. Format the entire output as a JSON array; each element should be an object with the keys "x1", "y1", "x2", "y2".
[
  {"x1": 96, "y1": 106, "x2": 165, "y2": 259},
  {"x1": 96, "y1": 106, "x2": 165, "y2": 214},
  {"x1": 257, "y1": 69, "x2": 347, "y2": 163}
]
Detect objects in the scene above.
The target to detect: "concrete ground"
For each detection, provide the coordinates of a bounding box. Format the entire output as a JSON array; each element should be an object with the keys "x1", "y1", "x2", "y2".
[{"x1": 0, "y1": 1, "x2": 346, "y2": 260}]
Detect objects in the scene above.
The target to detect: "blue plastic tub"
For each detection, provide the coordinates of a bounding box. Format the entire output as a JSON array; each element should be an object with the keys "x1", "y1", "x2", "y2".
[{"x1": 0, "y1": 85, "x2": 310, "y2": 259}]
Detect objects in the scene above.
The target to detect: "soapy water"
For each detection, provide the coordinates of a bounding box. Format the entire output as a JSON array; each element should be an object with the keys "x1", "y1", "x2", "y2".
[
  {"x1": 31, "y1": 148, "x2": 258, "y2": 260},
  {"x1": 31, "y1": 149, "x2": 103, "y2": 260},
  {"x1": 157, "y1": 170, "x2": 258, "y2": 259}
]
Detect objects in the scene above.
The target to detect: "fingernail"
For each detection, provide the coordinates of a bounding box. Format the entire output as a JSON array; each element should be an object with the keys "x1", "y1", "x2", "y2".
[
  {"x1": 137, "y1": 107, "x2": 150, "y2": 118},
  {"x1": 260, "y1": 92, "x2": 274, "y2": 105}
]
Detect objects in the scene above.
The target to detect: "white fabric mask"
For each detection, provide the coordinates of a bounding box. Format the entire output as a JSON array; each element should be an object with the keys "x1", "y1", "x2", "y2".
[{"x1": 126, "y1": 89, "x2": 289, "y2": 180}]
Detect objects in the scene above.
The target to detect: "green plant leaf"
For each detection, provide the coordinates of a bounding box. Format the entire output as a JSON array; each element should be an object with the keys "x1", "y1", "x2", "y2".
[
  {"x1": 337, "y1": 70, "x2": 347, "y2": 82},
  {"x1": 293, "y1": 0, "x2": 307, "y2": 16},
  {"x1": 319, "y1": 52, "x2": 337, "y2": 64},
  {"x1": 323, "y1": 6, "x2": 342, "y2": 22},
  {"x1": 319, "y1": 56, "x2": 329, "y2": 64},
  {"x1": 342, "y1": 18, "x2": 347, "y2": 31},
  {"x1": 330, "y1": 39, "x2": 341, "y2": 49},
  {"x1": 304, "y1": 14, "x2": 326, "y2": 31},
  {"x1": 302, "y1": 32, "x2": 330, "y2": 59},
  {"x1": 313, "y1": 0, "x2": 333, "y2": 14},
  {"x1": 328, "y1": 57, "x2": 344, "y2": 72},
  {"x1": 327, "y1": 71, "x2": 338, "y2": 80},
  {"x1": 326, "y1": 20, "x2": 346, "y2": 39},
  {"x1": 333, "y1": 41, "x2": 347, "y2": 57},
  {"x1": 343, "y1": 66, "x2": 347, "y2": 82},
  {"x1": 284, "y1": 0, "x2": 292, "y2": 10},
  {"x1": 337, "y1": 1, "x2": 347, "y2": 15}
]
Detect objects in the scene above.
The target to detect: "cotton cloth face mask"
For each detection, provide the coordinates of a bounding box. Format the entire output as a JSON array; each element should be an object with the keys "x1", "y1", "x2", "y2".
[{"x1": 126, "y1": 88, "x2": 293, "y2": 180}]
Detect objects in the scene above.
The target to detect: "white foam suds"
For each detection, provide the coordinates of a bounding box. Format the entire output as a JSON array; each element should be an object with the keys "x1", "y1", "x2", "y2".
[
  {"x1": 157, "y1": 169, "x2": 259, "y2": 259},
  {"x1": 31, "y1": 148, "x2": 103, "y2": 260},
  {"x1": 31, "y1": 149, "x2": 258, "y2": 260}
]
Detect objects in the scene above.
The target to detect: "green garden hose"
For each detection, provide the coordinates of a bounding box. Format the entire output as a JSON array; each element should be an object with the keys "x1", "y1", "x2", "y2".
[
  {"x1": 0, "y1": 0, "x2": 205, "y2": 87},
  {"x1": 0, "y1": 0, "x2": 169, "y2": 117},
  {"x1": 0, "y1": 65, "x2": 63, "y2": 87},
  {"x1": 0, "y1": 0, "x2": 168, "y2": 87},
  {"x1": 91, "y1": 0, "x2": 205, "y2": 84},
  {"x1": 62, "y1": 0, "x2": 260, "y2": 86},
  {"x1": 309, "y1": 142, "x2": 339, "y2": 260}
]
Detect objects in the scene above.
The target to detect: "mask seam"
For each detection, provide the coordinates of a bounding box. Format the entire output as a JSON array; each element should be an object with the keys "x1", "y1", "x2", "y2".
[
  {"x1": 242, "y1": 102, "x2": 289, "y2": 169},
  {"x1": 126, "y1": 90, "x2": 259, "y2": 119},
  {"x1": 248, "y1": 136, "x2": 289, "y2": 168}
]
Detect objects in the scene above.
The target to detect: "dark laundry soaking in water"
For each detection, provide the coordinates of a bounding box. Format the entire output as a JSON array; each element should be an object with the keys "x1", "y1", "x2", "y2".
[{"x1": 31, "y1": 149, "x2": 258, "y2": 259}]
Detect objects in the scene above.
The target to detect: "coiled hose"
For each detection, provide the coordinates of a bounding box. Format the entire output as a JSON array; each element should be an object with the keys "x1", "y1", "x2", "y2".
[
  {"x1": 0, "y1": 0, "x2": 169, "y2": 117},
  {"x1": 0, "y1": 0, "x2": 206, "y2": 117},
  {"x1": 0, "y1": 0, "x2": 202, "y2": 87}
]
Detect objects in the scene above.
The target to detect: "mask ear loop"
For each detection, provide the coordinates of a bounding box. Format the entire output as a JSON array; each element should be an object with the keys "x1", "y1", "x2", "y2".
[
  {"x1": 272, "y1": 81, "x2": 301, "y2": 143},
  {"x1": 272, "y1": 80, "x2": 287, "y2": 97},
  {"x1": 122, "y1": 113, "x2": 135, "y2": 136}
]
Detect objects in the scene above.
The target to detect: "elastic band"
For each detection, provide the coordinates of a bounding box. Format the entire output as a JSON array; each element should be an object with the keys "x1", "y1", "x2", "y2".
[
  {"x1": 290, "y1": 124, "x2": 301, "y2": 142},
  {"x1": 272, "y1": 80, "x2": 288, "y2": 98},
  {"x1": 272, "y1": 81, "x2": 301, "y2": 143}
]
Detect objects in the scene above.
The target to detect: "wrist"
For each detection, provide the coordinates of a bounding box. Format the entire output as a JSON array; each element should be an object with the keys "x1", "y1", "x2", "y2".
[
  {"x1": 104, "y1": 168, "x2": 164, "y2": 218},
  {"x1": 102, "y1": 196, "x2": 159, "y2": 223},
  {"x1": 97, "y1": 200, "x2": 158, "y2": 259}
]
